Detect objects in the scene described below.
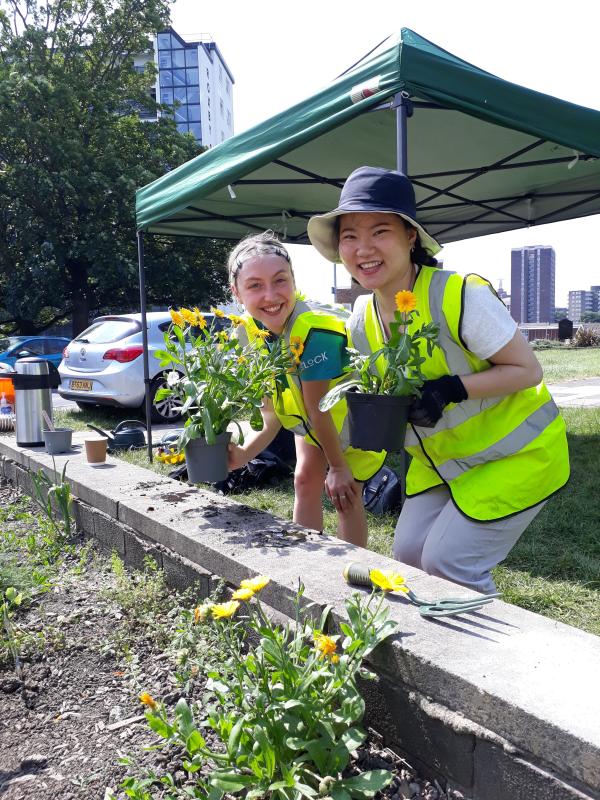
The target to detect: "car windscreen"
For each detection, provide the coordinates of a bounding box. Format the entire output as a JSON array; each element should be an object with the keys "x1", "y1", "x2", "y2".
[
  {"x1": 0, "y1": 337, "x2": 26, "y2": 351},
  {"x1": 74, "y1": 319, "x2": 141, "y2": 344}
]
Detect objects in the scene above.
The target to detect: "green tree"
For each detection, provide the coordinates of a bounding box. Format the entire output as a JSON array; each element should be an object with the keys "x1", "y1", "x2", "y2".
[
  {"x1": 580, "y1": 311, "x2": 600, "y2": 323},
  {"x1": 0, "y1": 0, "x2": 230, "y2": 336}
]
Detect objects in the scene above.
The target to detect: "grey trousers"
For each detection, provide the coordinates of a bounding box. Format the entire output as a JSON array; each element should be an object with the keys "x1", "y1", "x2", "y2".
[{"x1": 393, "y1": 486, "x2": 545, "y2": 594}]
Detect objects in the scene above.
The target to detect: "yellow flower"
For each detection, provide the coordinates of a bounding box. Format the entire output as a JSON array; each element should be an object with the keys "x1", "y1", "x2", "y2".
[
  {"x1": 290, "y1": 336, "x2": 303, "y2": 351},
  {"x1": 395, "y1": 290, "x2": 417, "y2": 314},
  {"x1": 211, "y1": 600, "x2": 240, "y2": 619},
  {"x1": 210, "y1": 307, "x2": 226, "y2": 318},
  {"x1": 227, "y1": 314, "x2": 245, "y2": 327},
  {"x1": 156, "y1": 448, "x2": 184, "y2": 465},
  {"x1": 369, "y1": 568, "x2": 409, "y2": 593},
  {"x1": 254, "y1": 329, "x2": 271, "y2": 341},
  {"x1": 232, "y1": 587, "x2": 255, "y2": 601},
  {"x1": 240, "y1": 575, "x2": 270, "y2": 592},
  {"x1": 170, "y1": 309, "x2": 185, "y2": 327},
  {"x1": 193, "y1": 604, "x2": 211, "y2": 623},
  {"x1": 192, "y1": 308, "x2": 207, "y2": 329},
  {"x1": 331, "y1": 654, "x2": 340, "y2": 664},
  {"x1": 314, "y1": 632, "x2": 337, "y2": 658},
  {"x1": 180, "y1": 307, "x2": 197, "y2": 325},
  {"x1": 139, "y1": 692, "x2": 158, "y2": 709},
  {"x1": 237, "y1": 355, "x2": 247, "y2": 364}
]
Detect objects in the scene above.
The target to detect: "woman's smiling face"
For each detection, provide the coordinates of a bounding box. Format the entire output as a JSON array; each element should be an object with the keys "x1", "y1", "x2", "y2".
[
  {"x1": 337, "y1": 212, "x2": 416, "y2": 293},
  {"x1": 232, "y1": 254, "x2": 296, "y2": 334}
]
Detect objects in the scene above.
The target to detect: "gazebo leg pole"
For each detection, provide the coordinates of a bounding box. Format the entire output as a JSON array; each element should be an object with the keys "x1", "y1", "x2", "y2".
[
  {"x1": 137, "y1": 231, "x2": 154, "y2": 463},
  {"x1": 395, "y1": 92, "x2": 410, "y2": 504}
]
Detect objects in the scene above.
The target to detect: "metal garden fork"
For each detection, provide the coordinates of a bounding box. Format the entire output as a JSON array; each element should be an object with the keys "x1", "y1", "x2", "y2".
[{"x1": 343, "y1": 562, "x2": 499, "y2": 618}]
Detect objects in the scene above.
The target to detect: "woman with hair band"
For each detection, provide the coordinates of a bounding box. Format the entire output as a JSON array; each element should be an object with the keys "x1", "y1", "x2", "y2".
[
  {"x1": 226, "y1": 231, "x2": 385, "y2": 547},
  {"x1": 307, "y1": 167, "x2": 569, "y2": 593}
]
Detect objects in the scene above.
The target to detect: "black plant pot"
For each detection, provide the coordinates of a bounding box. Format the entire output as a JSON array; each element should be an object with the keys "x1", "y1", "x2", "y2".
[{"x1": 346, "y1": 392, "x2": 412, "y2": 452}]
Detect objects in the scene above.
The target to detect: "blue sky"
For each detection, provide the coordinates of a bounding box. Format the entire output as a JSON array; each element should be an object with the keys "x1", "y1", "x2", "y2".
[{"x1": 171, "y1": 0, "x2": 600, "y2": 305}]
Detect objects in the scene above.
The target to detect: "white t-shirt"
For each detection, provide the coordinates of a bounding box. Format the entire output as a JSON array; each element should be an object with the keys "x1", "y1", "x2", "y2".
[{"x1": 462, "y1": 280, "x2": 517, "y2": 360}]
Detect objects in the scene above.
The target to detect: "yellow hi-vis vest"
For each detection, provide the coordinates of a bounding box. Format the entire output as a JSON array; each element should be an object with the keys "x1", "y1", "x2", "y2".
[
  {"x1": 348, "y1": 267, "x2": 570, "y2": 521},
  {"x1": 238, "y1": 299, "x2": 385, "y2": 482}
]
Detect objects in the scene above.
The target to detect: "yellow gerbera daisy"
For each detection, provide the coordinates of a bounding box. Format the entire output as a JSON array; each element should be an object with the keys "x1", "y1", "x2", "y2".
[
  {"x1": 211, "y1": 600, "x2": 240, "y2": 619},
  {"x1": 313, "y1": 632, "x2": 337, "y2": 658},
  {"x1": 232, "y1": 587, "x2": 255, "y2": 601},
  {"x1": 239, "y1": 575, "x2": 270, "y2": 592},
  {"x1": 369, "y1": 568, "x2": 409, "y2": 593},
  {"x1": 170, "y1": 309, "x2": 185, "y2": 327},
  {"x1": 139, "y1": 692, "x2": 158, "y2": 709},
  {"x1": 395, "y1": 290, "x2": 417, "y2": 313}
]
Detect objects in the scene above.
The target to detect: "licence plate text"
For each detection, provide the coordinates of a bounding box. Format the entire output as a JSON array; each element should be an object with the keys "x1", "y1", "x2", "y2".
[{"x1": 70, "y1": 379, "x2": 93, "y2": 391}]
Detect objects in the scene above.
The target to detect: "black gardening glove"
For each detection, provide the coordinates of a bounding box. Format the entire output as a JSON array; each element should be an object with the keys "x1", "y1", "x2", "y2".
[{"x1": 409, "y1": 375, "x2": 468, "y2": 428}]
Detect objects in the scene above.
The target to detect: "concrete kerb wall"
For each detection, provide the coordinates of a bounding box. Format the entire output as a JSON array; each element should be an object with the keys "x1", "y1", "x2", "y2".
[{"x1": 0, "y1": 433, "x2": 599, "y2": 800}]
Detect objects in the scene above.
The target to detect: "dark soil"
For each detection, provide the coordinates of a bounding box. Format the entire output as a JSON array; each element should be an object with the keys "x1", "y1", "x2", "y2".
[{"x1": 0, "y1": 479, "x2": 464, "y2": 799}]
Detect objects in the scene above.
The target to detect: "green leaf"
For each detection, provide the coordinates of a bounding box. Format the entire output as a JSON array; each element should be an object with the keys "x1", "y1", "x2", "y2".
[
  {"x1": 330, "y1": 788, "x2": 352, "y2": 800},
  {"x1": 339, "y1": 769, "x2": 393, "y2": 797},
  {"x1": 227, "y1": 717, "x2": 245, "y2": 758},
  {"x1": 210, "y1": 772, "x2": 256, "y2": 792},
  {"x1": 145, "y1": 713, "x2": 172, "y2": 738},
  {"x1": 341, "y1": 727, "x2": 366, "y2": 752},
  {"x1": 186, "y1": 729, "x2": 206, "y2": 755}
]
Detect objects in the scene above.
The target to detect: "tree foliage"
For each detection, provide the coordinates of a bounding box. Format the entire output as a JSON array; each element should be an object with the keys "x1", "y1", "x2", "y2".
[
  {"x1": 0, "y1": 0, "x2": 230, "y2": 335},
  {"x1": 580, "y1": 311, "x2": 600, "y2": 323}
]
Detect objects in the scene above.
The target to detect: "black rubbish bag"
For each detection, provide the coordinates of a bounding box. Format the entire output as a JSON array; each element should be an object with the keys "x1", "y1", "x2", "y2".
[{"x1": 362, "y1": 466, "x2": 403, "y2": 516}]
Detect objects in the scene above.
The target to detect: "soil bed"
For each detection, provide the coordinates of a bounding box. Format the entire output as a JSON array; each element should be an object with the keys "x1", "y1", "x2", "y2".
[{"x1": 0, "y1": 479, "x2": 463, "y2": 799}]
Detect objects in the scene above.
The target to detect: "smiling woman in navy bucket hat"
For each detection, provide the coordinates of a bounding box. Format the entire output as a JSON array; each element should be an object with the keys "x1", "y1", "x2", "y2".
[{"x1": 308, "y1": 166, "x2": 570, "y2": 594}]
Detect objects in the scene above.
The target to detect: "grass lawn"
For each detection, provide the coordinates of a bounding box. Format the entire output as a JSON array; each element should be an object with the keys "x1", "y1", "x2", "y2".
[{"x1": 537, "y1": 346, "x2": 600, "y2": 382}]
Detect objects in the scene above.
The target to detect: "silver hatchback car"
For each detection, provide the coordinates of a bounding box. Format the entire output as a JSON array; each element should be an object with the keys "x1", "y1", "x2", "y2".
[{"x1": 58, "y1": 311, "x2": 229, "y2": 422}]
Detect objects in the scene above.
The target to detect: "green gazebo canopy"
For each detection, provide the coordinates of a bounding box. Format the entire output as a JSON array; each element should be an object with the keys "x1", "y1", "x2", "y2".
[{"x1": 136, "y1": 28, "x2": 600, "y2": 245}]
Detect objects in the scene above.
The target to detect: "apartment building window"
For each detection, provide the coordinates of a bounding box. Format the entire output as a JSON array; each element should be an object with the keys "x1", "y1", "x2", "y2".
[{"x1": 157, "y1": 32, "x2": 202, "y2": 143}]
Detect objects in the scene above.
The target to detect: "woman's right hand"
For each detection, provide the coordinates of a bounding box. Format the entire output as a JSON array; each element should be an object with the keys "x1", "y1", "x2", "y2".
[{"x1": 228, "y1": 443, "x2": 249, "y2": 471}]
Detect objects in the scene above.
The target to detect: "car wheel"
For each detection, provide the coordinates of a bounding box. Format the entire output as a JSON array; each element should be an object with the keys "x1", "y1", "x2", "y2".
[{"x1": 150, "y1": 374, "x2": 184, "y2": 423}]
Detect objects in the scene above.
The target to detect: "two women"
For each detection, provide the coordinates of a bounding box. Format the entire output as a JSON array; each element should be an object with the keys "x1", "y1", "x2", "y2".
[
  {"x1": 306, "y1": 166, "x2": 569, "y2": 593},
  {"x1": 226, "y1": 232, "x2": 384, "y2": 547}
]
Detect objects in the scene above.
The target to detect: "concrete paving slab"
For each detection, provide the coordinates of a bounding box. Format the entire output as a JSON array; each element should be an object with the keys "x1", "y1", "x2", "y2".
[{"x1": 547, "y1": 378, "x2": 600, "y2": 407}]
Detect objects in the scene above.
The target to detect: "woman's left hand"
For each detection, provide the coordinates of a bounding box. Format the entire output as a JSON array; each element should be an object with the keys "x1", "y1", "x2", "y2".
[{"x1": 326, "y1": 465, "x2": 359, "y2": 512}]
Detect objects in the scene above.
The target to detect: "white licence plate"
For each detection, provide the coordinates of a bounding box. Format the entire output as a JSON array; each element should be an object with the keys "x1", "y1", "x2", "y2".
[{"x1": 70, "y1": 379, "x2": 93, "y2": 391}]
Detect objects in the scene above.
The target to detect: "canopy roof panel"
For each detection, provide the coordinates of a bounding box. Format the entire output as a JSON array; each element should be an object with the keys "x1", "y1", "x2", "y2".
[{"x1": 136, "y1": 28, "x2": 600, "y2": 245}]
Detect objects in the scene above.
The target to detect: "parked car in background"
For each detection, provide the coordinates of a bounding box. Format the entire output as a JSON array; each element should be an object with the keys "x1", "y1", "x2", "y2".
[
  {"x1": 58, "y1": 312, "x2": 230, "y2": 423},
  {"x1": 0, "y1": 335, "x2": 71, "y2": 370}
]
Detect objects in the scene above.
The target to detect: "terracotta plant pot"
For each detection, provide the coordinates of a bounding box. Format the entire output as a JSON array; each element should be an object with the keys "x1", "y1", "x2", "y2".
[
  {"x1": 346, "y1": 391, "x2": 412, "y2": 452},
  {"x1": 42, "y1": 428, "x2": 73, "y2": 455},
  {"x1": 184, "y1": 431, "x2": 232, "y2": 483}
]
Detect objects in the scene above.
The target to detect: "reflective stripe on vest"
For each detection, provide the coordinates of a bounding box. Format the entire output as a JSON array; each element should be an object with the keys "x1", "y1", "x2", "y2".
[{"x1": 347, "y1": 267, "x2": 569, "y2": 520}]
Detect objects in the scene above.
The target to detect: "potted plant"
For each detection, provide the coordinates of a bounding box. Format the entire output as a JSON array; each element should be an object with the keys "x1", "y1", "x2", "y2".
[
  {"x1": 319, "y1": 290, "x2": 439, "y2": 451},
  {"x1": 155, "y1": 308, "x2": 292, "y2": 483}
]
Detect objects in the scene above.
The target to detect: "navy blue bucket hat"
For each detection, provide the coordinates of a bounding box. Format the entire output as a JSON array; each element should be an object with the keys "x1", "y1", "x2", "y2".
[{"x1": 307, "y1": 166, "x2": 441, "y2": 262}]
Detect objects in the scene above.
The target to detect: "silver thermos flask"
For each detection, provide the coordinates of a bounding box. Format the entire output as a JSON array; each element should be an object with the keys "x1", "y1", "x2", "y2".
[{"x1": 13, "y1": 358, "x2": 59, "y2": 446}]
